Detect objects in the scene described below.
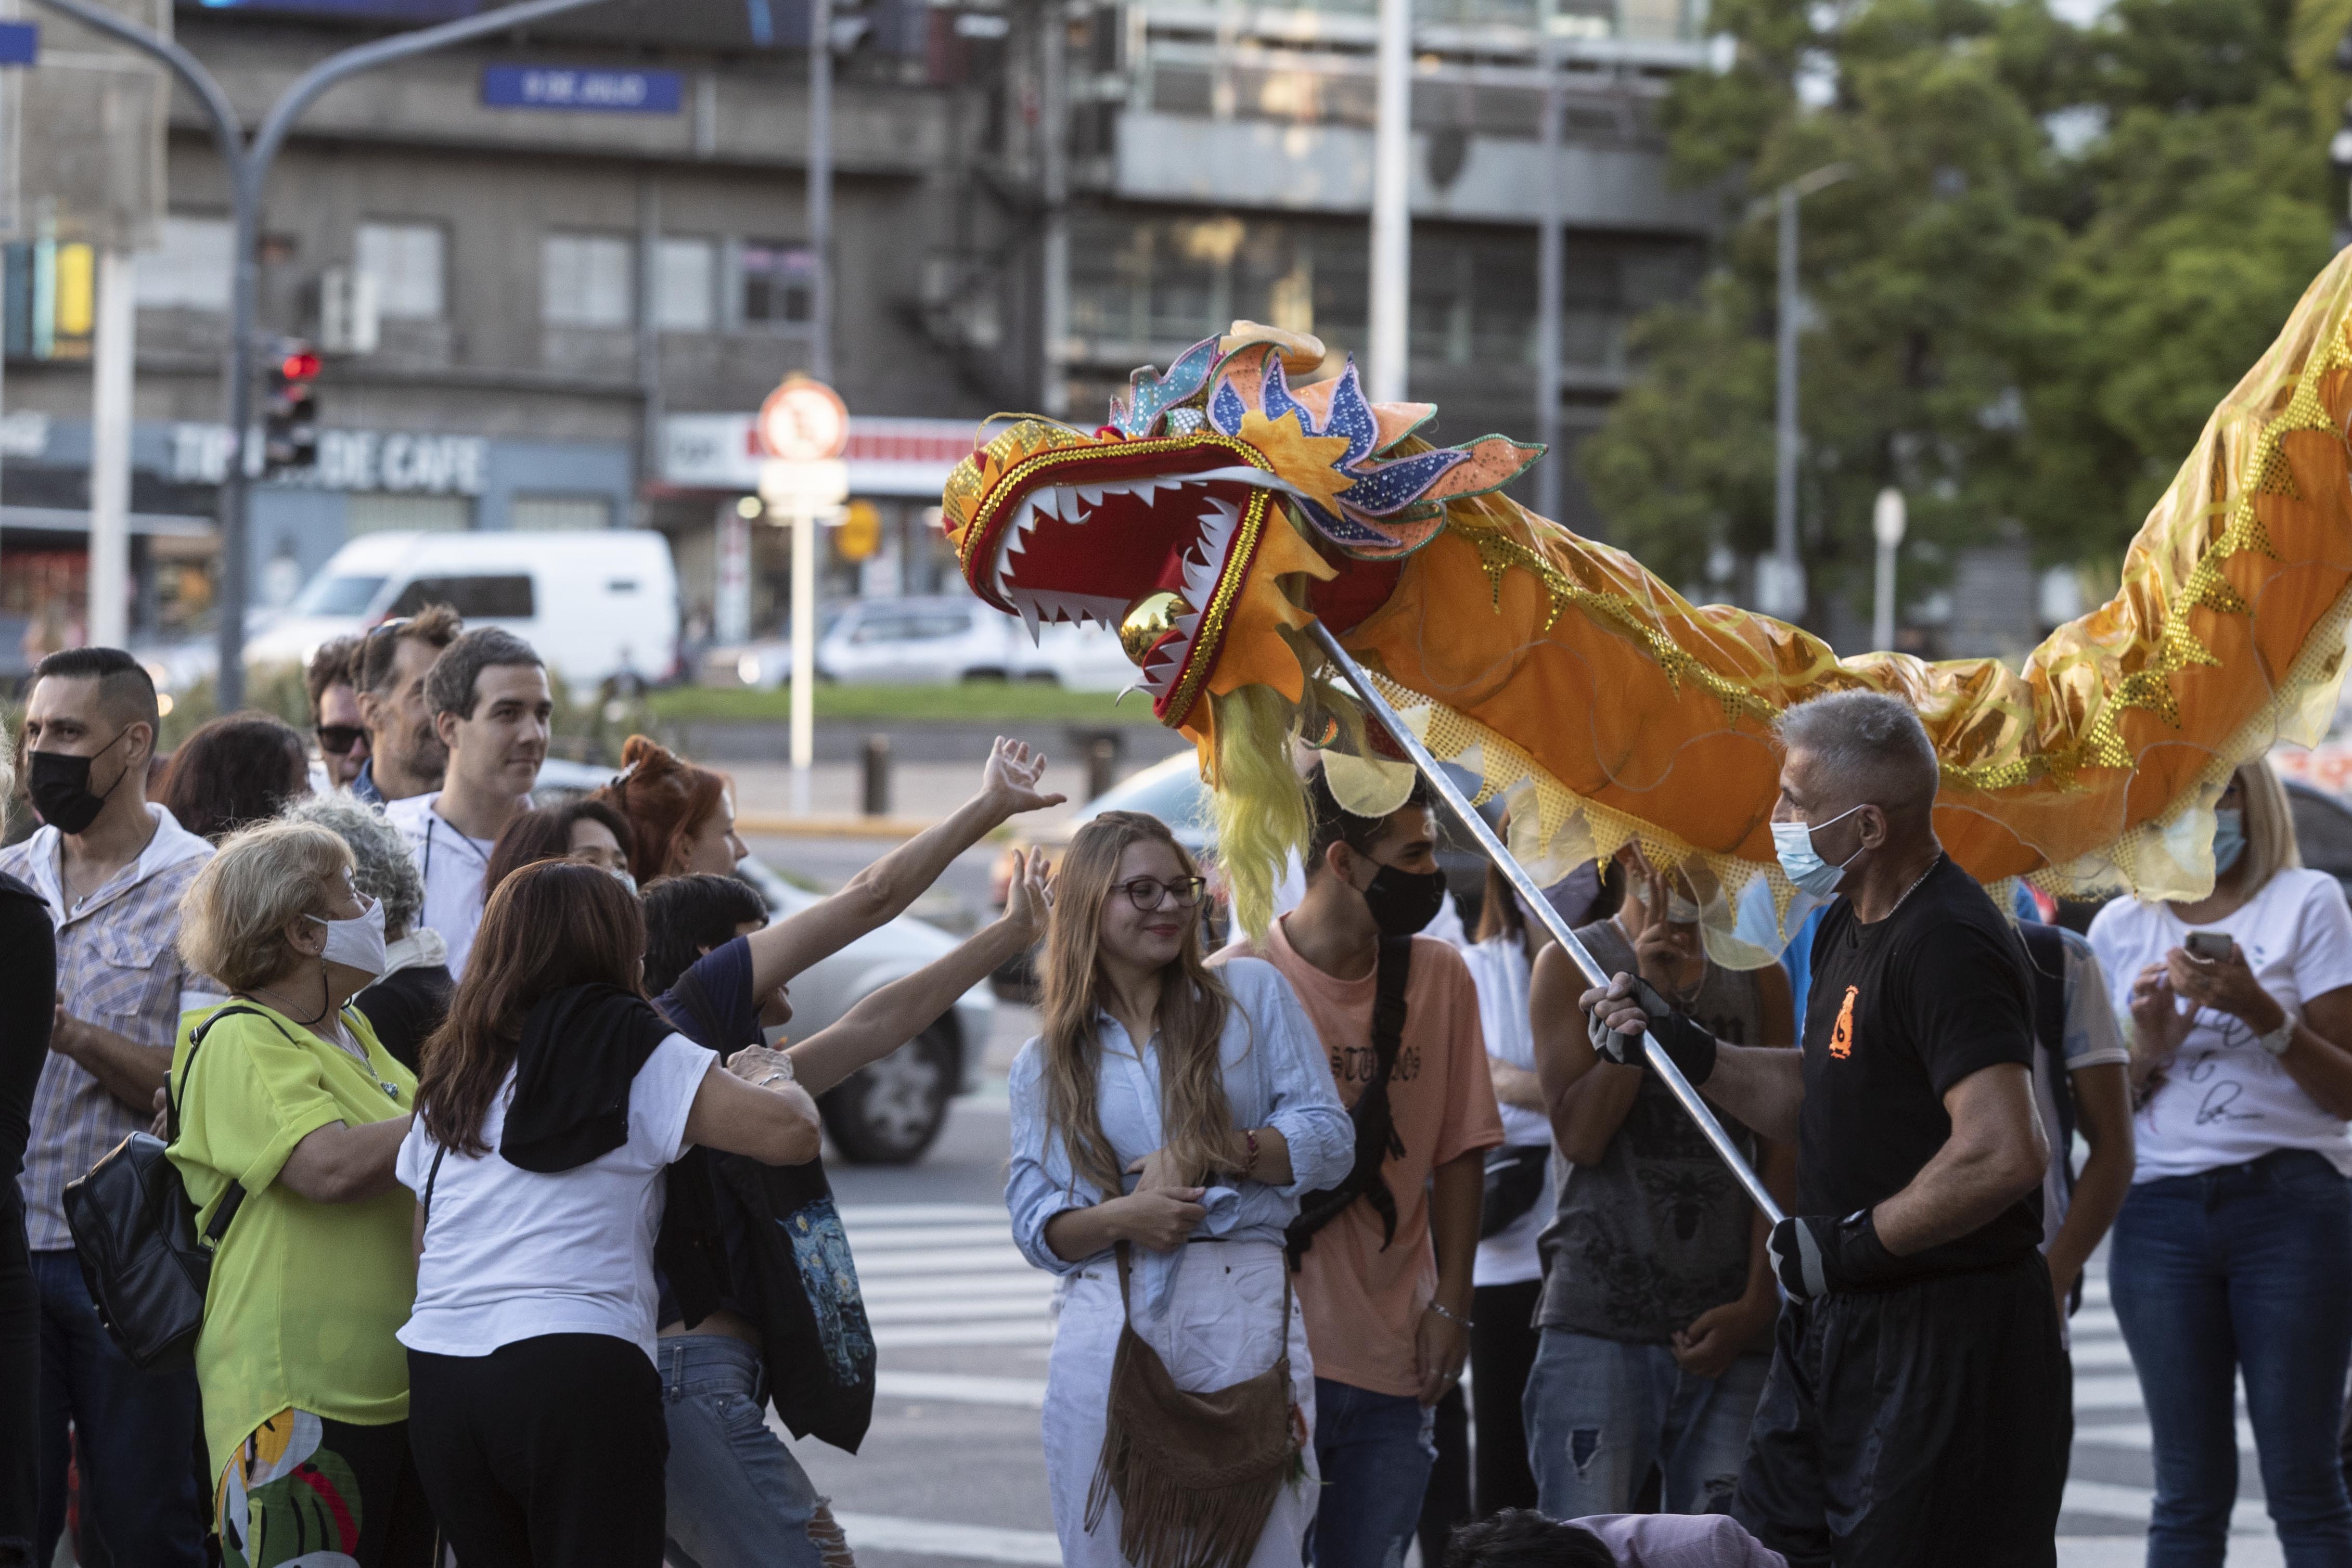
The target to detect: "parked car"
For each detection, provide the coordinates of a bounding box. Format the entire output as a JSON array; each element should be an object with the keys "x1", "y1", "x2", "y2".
[
  {"x1": 243, "y1": 530, "x2": 680, "y2": 691},
  {"x1": 814, "y1": 595, "x2": 1135, "y2": 690},
  {"x1": 531, "y1": 761, "x2": 989, "y2": 1164},
  {"x1": 2286, "y1": 777, "x2": 2352, "y2": 902}
]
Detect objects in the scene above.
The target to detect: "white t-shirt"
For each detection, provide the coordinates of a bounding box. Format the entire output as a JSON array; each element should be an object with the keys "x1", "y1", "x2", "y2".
[
  {"x1": 1460, "y1": 934, "x2": 1552, "y2": 1288},
  {"x1": 2087, "y1": 867, "x2": 2352, "y2": 1181},
  {"x1": 395, "y1": 1032, "x2": 717, "y2": 1360},
  {"x1": 2034, "y1": 927, "x2": 2132, "y2": 1252},
  {"x1": 384, "y1": 792, "x2": 497, "y2": 981}
]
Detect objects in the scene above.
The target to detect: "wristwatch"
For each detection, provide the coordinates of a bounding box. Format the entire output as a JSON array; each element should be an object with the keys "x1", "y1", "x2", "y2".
[
  {"x1": 756, "y1": 1052, "x2": 798, "y2": 1087},
  {"x1": 2256, "y1": 1016, "x2": 2296, "y2": 1057}
]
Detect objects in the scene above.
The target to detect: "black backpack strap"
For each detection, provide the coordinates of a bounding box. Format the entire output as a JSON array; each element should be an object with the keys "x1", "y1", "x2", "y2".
[
  {"x1": 1286, "y1": 936, "x2": 1415, "y2": 1267},
  {"x1": 178, "y1": 1003, "x2": 288, "y2": 1249},
  {"x1": 2019, "y1": 922, "x2": 2076, "y2": 1176}
]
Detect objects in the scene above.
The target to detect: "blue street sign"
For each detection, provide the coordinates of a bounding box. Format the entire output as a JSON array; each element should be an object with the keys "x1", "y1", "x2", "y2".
[
  {"x1": 481, "y1": 65, "x2": 681, "y2": 113},
  {"x1": 0, "y1": 24, "x2": 37, "y2": 66}
]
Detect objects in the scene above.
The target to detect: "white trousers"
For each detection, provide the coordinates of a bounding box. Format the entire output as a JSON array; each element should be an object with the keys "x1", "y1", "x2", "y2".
[{"x1": 1040, "y1": 1240, "x2": 1320, "y2": 1568}]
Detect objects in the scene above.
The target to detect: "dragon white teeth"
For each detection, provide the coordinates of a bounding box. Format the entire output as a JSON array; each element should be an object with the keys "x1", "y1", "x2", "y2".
[{"x1": 1017, "y1": 596, "x2": 1043, "y2": 644}]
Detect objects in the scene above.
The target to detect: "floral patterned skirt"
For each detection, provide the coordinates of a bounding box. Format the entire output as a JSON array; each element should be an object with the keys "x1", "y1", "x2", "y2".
[{"x1": 214, "y1": 1408, "x2": 435, "y2": 1568}]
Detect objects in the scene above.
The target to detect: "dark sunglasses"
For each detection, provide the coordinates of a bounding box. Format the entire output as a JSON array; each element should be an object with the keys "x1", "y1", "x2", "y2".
[
  {"x1": 316, "y1": 725, "x2": 368, "y2": 756},
  {"x1": 1115, "y1": 875, "x2": 1206, "y2": 911}
]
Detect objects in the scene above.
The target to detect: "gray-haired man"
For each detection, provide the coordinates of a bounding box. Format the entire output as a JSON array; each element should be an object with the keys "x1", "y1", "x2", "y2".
[{"x1": 1579, "y1": 690, "x2": 2066, "y2": 1568}]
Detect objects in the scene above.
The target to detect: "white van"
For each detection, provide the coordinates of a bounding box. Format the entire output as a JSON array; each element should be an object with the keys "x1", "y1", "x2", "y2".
[{"x1": 247, "y1": 530, "x2": 680, "y2": 690}]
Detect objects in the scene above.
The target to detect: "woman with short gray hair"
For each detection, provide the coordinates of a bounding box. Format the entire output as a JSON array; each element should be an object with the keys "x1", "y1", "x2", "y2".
[
  {"x1": 168, "y1": 818, "x2": 431, "y2": 1566},
  {"x1": 281, "y1": 794, "x2": 452, "y2": 1072}
]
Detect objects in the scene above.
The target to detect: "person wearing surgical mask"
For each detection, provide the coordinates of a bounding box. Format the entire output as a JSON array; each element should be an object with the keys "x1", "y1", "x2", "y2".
[
  {"x1": 1217, "y1": 762, "x2": 1505, "y2": 1566},
  {"x1": 1520, "y1": 848, "x2": 1797, "y2": 1522},
  {"x1": 2087, "y1": 758, "x2": 2352, "y2": 1566},
  {"x1": 1577, "y1": 690, "x2": 2061, "y2": 1568},
  {"x1": 168, "y1": 820, "x2": 433, "y2": 1566}
]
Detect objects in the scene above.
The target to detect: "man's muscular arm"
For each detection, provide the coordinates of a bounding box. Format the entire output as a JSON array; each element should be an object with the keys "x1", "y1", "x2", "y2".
[
  {"x1": 1871, "y1": 1061, "x2": 2048, "y2": 1256},
  {"x1": 1578, "y1": 974, "x2": 1806, "y2": 1142}
]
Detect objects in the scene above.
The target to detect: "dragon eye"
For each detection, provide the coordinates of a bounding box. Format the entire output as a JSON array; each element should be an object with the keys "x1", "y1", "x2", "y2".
[{"x1": 1119, "y1": 592, "x2": 1191, "y2": 665}]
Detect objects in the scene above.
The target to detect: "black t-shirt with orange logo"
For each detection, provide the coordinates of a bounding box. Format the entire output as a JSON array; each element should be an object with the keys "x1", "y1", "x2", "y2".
[{"x1": 1798, "y1": 853, "x2": 2043, "y2": 1280}]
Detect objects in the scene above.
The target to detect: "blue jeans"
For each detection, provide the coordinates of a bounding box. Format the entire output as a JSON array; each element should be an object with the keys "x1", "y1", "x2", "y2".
[
  {"x1": 31, "y1": 1249, "x2": 205, "y2": 1568},
  {"x1": 2109, "y1": 1149, "x2": 2352, "y2": 1568},
  {"x1": 1523, "y1": 1328, "x2": 1769, "y2": 1518},
  {"x1": 1308, "y1": 1378, "x2": 1436, "y2": 1568},
  {"x1": 660, "y1": 1334, "x2": 851, "y2": 1568}
]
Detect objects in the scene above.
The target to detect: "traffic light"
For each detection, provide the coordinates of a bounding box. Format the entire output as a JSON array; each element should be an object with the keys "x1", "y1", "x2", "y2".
[{"x1": 263, "y1": 341, "x2": 320, "y2": 474}]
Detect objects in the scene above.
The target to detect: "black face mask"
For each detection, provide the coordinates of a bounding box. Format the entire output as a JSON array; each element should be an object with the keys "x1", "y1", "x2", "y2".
[
  {"x1": 1360, "y1": 862, "x2": 1447, "y2": 938},
  {"x1": 29, "y1": 730, "x2": 132, "y2": 836}
]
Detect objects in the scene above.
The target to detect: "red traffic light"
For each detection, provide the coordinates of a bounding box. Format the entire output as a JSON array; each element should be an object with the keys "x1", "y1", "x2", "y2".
[{"x1": 279, "y1": 350, "x2": 322, "y2": 381}]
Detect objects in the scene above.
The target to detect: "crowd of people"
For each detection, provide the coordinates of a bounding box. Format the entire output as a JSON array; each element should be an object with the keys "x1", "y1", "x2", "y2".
[{"x1": 2, "y1": 620, "x2": 2351, "y2": 1568}]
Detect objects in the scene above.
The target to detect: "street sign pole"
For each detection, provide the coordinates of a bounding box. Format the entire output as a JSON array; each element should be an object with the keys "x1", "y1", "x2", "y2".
[{"x1": 755, "y1": 372, "x2": 851, "y2": 818}]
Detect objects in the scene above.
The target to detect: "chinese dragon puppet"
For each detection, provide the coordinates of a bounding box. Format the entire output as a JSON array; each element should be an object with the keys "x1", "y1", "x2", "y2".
[{"x1": 940, "y1": 253, "x2": 2352, "y2": 966}]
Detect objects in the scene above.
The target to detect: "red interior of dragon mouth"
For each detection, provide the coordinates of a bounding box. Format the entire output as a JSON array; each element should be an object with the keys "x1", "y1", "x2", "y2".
[{"x1": 978, "y1": 451, "x2": 1270, "y2": 713}]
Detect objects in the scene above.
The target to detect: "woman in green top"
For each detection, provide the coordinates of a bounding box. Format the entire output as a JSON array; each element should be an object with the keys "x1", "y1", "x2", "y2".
[{"x1": 170, "y1": 819, "x2": 431, "y2": 1568}]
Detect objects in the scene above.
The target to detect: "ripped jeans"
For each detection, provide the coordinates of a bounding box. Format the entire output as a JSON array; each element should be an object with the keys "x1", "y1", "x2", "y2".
[
  {"x1": 660, "y1": 1334, "x2": 855, "y2": 1568},
  {"x1": 1522, "y1": 1329, "x2": 1769, "y2": 1519}
]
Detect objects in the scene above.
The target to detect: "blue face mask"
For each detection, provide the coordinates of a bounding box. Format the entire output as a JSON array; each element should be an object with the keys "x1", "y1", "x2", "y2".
[
  {"x1": 2213, "y1": 807, "x2": 2246, "y2": 875},
  {"x1": 1771, "y1": 804, "x2": 1867, "y2": 897}
]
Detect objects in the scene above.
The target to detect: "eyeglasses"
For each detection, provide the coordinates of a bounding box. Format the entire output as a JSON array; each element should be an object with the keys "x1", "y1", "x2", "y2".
[
  {"x1": 1115, "y1": 876, "x2": 1206, "y2": 911},
  {"x1": 315, "y1": 725, "x2": 367, "y2": 756}
]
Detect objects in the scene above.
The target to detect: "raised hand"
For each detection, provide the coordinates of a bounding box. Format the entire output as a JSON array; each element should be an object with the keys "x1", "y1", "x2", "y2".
[
  {"x1": 999, "y1": 848, "x2": 1053, "y2": 946},
  {"x1": 981, "y1": 738, "x2": 1068, "y2": 817},
  {"x1": 2127, "y1": 962, "x2": 2193, "y2": 1062}
]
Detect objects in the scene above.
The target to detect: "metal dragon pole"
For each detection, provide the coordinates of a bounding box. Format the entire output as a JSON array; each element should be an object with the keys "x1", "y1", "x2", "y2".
[{"x1": 1305, "y1": 620, "x2": 1786, "y2": 1227}]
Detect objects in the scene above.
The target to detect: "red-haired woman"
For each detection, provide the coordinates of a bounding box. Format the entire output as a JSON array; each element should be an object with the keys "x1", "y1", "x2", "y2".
[
  {"x1": 394, "y1": 860, "x2": 821, "y2": 1567},
  {"x1": 592, "y1": 735, "x2": 746, "y2": 883}
]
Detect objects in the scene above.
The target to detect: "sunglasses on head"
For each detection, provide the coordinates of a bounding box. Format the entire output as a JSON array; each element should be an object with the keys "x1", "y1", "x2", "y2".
[{"x1": 316, "y1": 725, "x2": 367, "y2": 755}]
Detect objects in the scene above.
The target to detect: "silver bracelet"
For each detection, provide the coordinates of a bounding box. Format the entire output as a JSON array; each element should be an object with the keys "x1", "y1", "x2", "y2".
[{"x1": 1425, "y1": 1299, "x2": 1473, "y2": 1330}]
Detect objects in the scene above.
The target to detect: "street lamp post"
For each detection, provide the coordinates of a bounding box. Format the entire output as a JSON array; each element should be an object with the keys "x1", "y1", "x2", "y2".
[
  {"x1": 1366, "y1": 0, "x2": 1411, "y2": 403},
  {"x1": 30, "y1": 0, "x2": 616, "y2": 706},
  {"x1": 1532, "y1": 0, "x2": 1564, "y2": 523},
  {"x1": 1758, "y1": 161, "x2": 1851, "y2": 622},
  {"x1": 1871, "y1": 485, "x2": 1905, "y2": 652}
]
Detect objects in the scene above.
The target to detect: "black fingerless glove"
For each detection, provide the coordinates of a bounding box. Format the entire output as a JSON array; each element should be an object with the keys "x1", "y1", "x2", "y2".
[
  {"x1": 1768, "y1": 1209, "x2": 1903, "y2": 1300},
  {"x1": 1586, "y1": 974, "x2": 1718, "y2": 1085}
]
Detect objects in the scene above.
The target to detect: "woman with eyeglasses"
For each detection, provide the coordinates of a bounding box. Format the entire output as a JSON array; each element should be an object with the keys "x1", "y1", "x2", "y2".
[{"x1": 1007, "y1": 810, "x2": 1353, "y2": 1567}]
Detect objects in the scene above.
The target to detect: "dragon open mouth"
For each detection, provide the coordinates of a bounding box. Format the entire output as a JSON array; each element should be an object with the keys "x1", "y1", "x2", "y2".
[{"x1": 964, "y1": 437, "x2": 1280, "y2": 725}]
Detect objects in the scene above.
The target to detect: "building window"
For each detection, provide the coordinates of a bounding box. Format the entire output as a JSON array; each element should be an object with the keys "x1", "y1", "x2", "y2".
[
  {"x1": 135, "y1": 216, "x2": 232, "y2": 311},
  {"x1": 656, "y1": 237, "x2": 716, "y2": 332},
  {"x1": 356, "y1": 222, "x2": 447, "y2": 320},
  {"x1": 511, "y1": 494, "x2": 613, "y2": 531},
  {"x1": 739, "y1": 241, "x2": 813, "y2": 327},
  {"x1": 346, "y1": 493, "x2": 471, "y2": 535},
  {"x1": 543, "y1": 232, "x2": 635, "y2": 329}
]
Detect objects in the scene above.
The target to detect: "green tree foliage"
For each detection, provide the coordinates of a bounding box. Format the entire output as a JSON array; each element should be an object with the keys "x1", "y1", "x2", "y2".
[{"x1": 1579, "y1": 0, "x2": 2338, "y2": 621}]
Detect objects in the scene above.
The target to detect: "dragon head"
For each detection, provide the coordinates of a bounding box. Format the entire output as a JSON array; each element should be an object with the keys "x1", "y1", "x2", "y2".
[{"x1": 940, "y1": 323, "x2": 1541, "y2": 742}]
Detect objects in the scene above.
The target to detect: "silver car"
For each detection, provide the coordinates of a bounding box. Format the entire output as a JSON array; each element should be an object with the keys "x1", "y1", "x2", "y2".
[{"x1": 534, "y1": 759, "x2": 991, "y2": 1164}]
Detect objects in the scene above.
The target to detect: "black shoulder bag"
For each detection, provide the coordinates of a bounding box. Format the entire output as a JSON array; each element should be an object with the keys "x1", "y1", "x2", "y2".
[
  {"x1": 1285, "y1": 935, "x2": 1413, "y2": 1268},
  {"x1": 661, "y1": 958, "x2": 879, "y2": 1455},
  {"x1": 63, "y1": 1004, "x2": 285, "y2": 1371}
]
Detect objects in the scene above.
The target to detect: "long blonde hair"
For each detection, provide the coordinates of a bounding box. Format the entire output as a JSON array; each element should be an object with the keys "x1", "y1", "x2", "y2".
[{"x1": 1038, "y1": 811, "x2": 1238, "y2": 1198}]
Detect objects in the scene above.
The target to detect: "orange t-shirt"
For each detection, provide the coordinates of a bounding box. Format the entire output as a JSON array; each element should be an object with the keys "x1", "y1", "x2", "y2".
[{"x1": 1222, "y1": 917, "x2": 1504, "y2": 1397}]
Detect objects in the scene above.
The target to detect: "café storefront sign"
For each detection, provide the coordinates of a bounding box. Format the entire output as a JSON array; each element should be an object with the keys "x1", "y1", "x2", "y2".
[{"x1": 169, "y1": 423, "x2": 490, "y2": 496}]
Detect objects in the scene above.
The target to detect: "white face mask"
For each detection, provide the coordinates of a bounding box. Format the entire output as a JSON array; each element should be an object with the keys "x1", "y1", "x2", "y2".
[
  {"x1": 1664, "y1": 890, "x2": 1702, "y2": 925},
  {"x1": 1770, "y1": 803, "x2": 1867, "y2": 898},
  {"x1": 307, "y1": 895, "x2": 388, "y2": 980}
]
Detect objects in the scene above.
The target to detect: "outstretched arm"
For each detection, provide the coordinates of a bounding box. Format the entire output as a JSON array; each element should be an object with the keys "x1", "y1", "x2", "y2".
[
  {"x1": 779, "y1": 850, "x2": 1052, "y2": 1096},
  {"x1": 745, "y1": 738, "x2": 1065, "y2": 996},
  {"x1": 1580, "y1": 975, "x2": 1807, "y2": 1143}
]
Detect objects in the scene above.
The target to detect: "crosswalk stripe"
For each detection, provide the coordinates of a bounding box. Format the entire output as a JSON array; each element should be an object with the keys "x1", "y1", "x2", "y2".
[
  {"x1": 872, "y1": 1319, "x2": 1059, "y2": 1348},
  {"x1": 851, "y1": 1245, "x2": 1032, "y2": 1276},
  {"x1": 846, "y1": 1224, "x2": 1026, "y2": 1251},
  {"x1": 2063, "y1": 1480, "x2": 2270, "y2": 1534},
  {"x1": 839, "y1": 1203, "x2": 1009, "y2": 1225},
  {"x1": 876, "y1": 1370, "x2": 1050, "y2": 1408},
  {"x1": 2074, "y1": 1419, "x2": 2257, "y2": 1455},
  {"x1": 860, "y1": 1274, "x2": 1056, "y2": 1303},
  {"x1": 834, "y1": 1511, "x2": 1060, "y2": 1565},
  {"x1": 866, "y1": 1295, "x2": 1054, "y2": 1325}
]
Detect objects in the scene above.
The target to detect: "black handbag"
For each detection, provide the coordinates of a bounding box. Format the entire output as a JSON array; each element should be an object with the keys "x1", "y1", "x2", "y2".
[
  {"x1": 1479, "y1": 1143, "x2": 1551, "y2": 1239},
  {"x1": 61, "y1": 1005, "x2": 273, "y2": 1371}
]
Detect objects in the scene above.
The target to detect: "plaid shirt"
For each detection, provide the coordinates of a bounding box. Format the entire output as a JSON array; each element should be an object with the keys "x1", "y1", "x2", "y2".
[{"x1": 0, "y1": 804, "x2": 220, "y2": 1250}]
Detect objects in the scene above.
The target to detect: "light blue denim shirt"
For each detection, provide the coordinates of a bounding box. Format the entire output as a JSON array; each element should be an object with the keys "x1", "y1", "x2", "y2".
[{"x1": 1006, "y1": 957, "x2": 1352, "y2": 1314}]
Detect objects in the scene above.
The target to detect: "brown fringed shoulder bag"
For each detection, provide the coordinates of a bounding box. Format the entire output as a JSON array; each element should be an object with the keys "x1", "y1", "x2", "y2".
[{"x1": 1084, "y1": 1241, "x2": 1302, "y2": 1568}]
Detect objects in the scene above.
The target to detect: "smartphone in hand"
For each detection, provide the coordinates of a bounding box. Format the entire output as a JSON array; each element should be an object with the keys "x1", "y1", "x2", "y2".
[{"x1": 2185, "y1": 930, "x2": 2233, "y2": 963}]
